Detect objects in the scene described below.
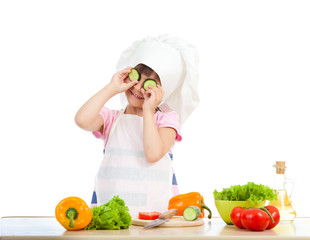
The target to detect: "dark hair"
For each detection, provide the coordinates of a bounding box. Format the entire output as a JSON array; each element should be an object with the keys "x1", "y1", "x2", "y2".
[{"x1": 134, "y1": 63, "x2": 160, "y2": 82}]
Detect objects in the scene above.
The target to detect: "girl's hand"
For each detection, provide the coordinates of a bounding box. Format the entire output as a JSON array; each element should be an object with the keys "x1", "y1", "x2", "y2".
[
  {"x1": 109, "y1": 67, "x2": 138, "y2": 93},
  {"x1": 141, "y1": 85, "x2": 164, "y2": 112}
]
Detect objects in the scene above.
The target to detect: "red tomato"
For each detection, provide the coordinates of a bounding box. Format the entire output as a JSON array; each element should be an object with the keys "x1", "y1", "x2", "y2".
[
  {"x1": 230, "y1": 207, "x2": 246, "y2": 229},
  {"x1": 265, "y1": 205, "x2": 280, "y2": 229},
  {"x1": 241, "y1": 208, "x2": 270, "y2": 231},
  {"x1": 139, "y1": 212, "x2": 161, "y2": 220}
]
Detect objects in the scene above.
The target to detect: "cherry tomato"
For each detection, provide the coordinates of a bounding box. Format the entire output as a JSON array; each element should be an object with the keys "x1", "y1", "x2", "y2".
[
  {"x1": 139, "y1": 212, "x2": 161, "y2": 220},
  {"x1": 265, "y1": 205, "x2": 280, "y2": 229},
  {"x1": 230, "y1": 207, "x2": 246, "y2": 229},
  {"x1": 241, "y1": 208, "x2": 270, "y2": 231}
]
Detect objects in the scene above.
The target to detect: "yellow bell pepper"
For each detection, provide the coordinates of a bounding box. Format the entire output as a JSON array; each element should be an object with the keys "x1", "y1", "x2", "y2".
[{"x1": 55, "y1": 196, "x2": 92, "y2": 230}]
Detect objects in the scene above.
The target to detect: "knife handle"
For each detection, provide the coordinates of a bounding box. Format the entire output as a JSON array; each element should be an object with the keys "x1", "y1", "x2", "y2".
[{"x1": 158, "y1": 209, "x2": 178, "y2": 220}]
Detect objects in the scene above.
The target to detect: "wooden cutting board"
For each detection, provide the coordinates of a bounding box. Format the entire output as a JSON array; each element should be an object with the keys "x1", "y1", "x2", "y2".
[{"x1": 132, "y1": 216, "x2": 204, "y2": 228}]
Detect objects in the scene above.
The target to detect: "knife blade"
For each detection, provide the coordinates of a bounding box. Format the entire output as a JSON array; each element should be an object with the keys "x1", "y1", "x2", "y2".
[{"x1": 143, "y1": 209, "x2": 178, "y2": 229}]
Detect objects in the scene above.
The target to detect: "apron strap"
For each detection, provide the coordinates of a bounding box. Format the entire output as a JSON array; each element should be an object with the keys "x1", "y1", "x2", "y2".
[{"x1": 103, "y1": 108, "x2": 126, "y2": 149}]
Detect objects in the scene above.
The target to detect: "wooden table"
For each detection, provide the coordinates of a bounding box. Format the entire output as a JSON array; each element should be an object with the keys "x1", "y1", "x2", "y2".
[{"x1": 1, "y1": 216, "x2": 310, "y2": 239}]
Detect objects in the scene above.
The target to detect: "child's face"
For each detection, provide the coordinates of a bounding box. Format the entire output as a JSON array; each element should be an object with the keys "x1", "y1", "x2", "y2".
[{"x1": 124, "y1": 72, "x2": 161, "y2": 109}]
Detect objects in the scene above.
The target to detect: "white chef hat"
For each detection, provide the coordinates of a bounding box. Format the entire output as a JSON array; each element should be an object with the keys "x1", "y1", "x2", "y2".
[{"x1": 116, "y1": 34, "x2": 199, "y2": 124}]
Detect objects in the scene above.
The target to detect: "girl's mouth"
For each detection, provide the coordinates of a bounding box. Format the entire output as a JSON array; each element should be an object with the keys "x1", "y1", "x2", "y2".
[{"x1": 129, "y1": 89, "x2": 144, "y2": 100}]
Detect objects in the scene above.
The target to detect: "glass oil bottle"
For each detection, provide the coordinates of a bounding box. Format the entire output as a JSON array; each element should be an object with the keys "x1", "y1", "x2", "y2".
[{"x1": 269, "y1": 161, "x2": 296, "y2": 222}]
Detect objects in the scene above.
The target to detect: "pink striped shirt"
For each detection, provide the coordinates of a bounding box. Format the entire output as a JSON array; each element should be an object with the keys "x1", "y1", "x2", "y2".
[{"x1": 92, "y1": 106, "x2": 182, "y2": 151}]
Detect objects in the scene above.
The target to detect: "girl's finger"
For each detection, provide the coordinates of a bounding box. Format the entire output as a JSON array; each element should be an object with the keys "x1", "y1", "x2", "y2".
[
  {"x1": 123, "y1": 66, "x2": 132, "y2": 72},
  {"x1": 151, "y1": 86, "x2": 158, "y2": 96},
  {"x1": 154, "y1": 85, "x2": 161, "y2": 94},
  {"x1": 157, "y1": 85, "x2": 164, "y2": 92},
  {"x1": 120, "y1": 67, "x2": 132, "y2": 74},
  {"x1": 156, "y1": 86, "x2": 164, "y2": 98},
  {"x1": 141, "y1": 88, "x2": 146, "y2": 96},
  {"x1": 151, "y1": 86, "x2": 162, "y2": 102},
  {"x1": 159, "y1": 87, "x2": 165, "y2": 98},
  {"x1": 119, "y1": 66, "x2": 133, "y2": 79},
  {"x1": 145, "y1": 86, "x2": 155, "y2": 95},
  {"x1": 128, "y1": 80, "x2": 138, "y2": 87},
  {"x1": 123, "y1": 80, "x2": 138, "y2": 90},
  {"x1": 141, "y1": 88, "x2": 149, "y2": 99},
  {"x1": 146, "y1": 88, "x2": 156, "y2": 100}
]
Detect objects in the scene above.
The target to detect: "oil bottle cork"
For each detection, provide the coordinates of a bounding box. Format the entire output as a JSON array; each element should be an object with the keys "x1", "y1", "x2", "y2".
[{"x1": 275, "y1": 161, "x2": 286, "y2": 174}]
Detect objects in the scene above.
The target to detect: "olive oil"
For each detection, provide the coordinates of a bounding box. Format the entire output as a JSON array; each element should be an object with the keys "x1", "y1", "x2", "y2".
[
  {"x1": 269, "y1": 161, "x2": 296, "y2": 223},
  {"x1": 269, "y1": 189, "x2": 296, "y2": 222}
]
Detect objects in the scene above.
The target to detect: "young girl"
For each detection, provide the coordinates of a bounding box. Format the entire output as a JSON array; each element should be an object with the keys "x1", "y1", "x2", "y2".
[{"x1": 75, "y1": 35, "x2": 199, "y2": 216}]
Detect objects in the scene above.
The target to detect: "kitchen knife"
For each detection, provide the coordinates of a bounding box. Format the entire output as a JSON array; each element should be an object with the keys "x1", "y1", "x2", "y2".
[{"x1": 143, "y1": 209, "x2": 178, "y2": 229}]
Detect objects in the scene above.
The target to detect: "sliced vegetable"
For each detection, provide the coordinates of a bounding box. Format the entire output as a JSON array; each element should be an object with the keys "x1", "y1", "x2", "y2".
[
  {"x1": 55, "y1": 196, "x2": 92, "y2": 231},
  {"x1": 84, "y1": 195, "x2": 131, "y2": 230},
  {"x1": 168, "y1": 192, "x2": 212, "y2": 219},
  {"x1": 183, "y1": 206, "x2": 201, "y2": 221},
  {"x1": 128, "y1": 68, "x2": 140, "y2": 81},
  {"x1": 139, "y1": 212, "x2": 161, "y2": 220},
  {"x1": 213, "y1": 182, "x2": 277, "y2": 204},
  {"x1": 143, "y1": 79, "x2": 157, "y2": 90}
]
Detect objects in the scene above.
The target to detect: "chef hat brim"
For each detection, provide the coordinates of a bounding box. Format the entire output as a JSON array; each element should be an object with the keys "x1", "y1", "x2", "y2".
[{"x1": 116, "y1": 34, "x2": 199, "y2": 124}]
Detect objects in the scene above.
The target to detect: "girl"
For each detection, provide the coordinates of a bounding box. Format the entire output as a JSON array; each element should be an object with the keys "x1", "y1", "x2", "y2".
[{"x1": 75, "y1": 35, "x2": 199, "y2": 216}]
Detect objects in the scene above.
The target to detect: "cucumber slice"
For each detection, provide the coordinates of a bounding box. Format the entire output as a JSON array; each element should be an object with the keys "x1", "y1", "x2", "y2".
[
  {"x1": 143, "y1": 79, "x2": 157, "y2": 90},
  {"x1": 128, "y1": 69, "x2": 140, "y2": 81},
  {"x1": 183, "y1": 206, "x2": 201, "y2": 221}
]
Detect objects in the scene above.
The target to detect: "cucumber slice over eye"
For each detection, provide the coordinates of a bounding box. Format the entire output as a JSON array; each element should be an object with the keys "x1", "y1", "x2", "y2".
[
  {"x1": 128, "y1": 69, "x2": 140, "y2": 81},
  {"x1": 183, "y1": 206, "x2": 201, "y2": 221},
  {"x1": 143, "y1": 79, "x2": 157, "y2": 90}
]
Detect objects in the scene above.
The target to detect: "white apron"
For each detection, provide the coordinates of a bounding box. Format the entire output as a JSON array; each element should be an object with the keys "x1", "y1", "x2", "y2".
[{"x1": 94, "y1": 110, "x2": 173, "y2": 216}]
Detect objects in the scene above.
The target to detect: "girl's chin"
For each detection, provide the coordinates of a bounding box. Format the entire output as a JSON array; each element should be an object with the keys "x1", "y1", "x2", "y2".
[
  {"x1": 128, "y1": 100, "x2": 143, "y2": 109},
  {"x1": 126, "y1": 96, "x2": 143, "y2": 108}
]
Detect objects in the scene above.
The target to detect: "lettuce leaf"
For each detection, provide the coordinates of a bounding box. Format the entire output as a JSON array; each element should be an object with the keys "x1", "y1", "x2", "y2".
[
  {"x1": 85, "y1": 195, "x2": 132, "y2": 230},
  {"x1": 213, "y1": 182, "x2": 277, "y2": 204}
]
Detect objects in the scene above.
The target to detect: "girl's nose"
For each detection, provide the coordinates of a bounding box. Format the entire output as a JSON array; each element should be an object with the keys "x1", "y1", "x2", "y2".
[{"x1": 133, "y1": 80, "x2": 143, "y2": 91}]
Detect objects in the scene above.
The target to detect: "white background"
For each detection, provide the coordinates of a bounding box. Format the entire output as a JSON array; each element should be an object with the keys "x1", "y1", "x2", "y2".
[{"x1": 1, "y1": 0, "x2": 310, "y2": 218}]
